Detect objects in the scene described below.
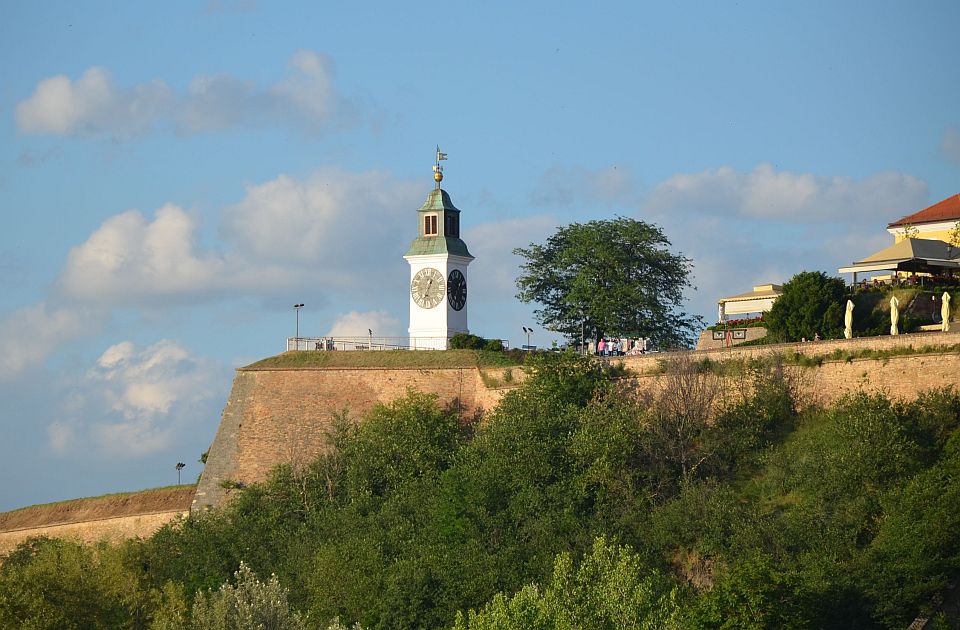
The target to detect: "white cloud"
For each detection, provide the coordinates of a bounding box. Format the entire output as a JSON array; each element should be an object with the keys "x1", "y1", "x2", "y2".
[
  {"x1": 464, "y1": 214, "x2": 559, "y2": 302},
  {"x1": 51, "y1": 340, "x2": 221, "y2": 456},
  {"x1": 531, "y1": 165, "x2": 639, "y2": 208},
  {"x1": 16, "y1": 67, "x2": 172, "y2": 136},
  {"x1": 0, "y1": 303, "x2": 103, "y2": 379},
  {"x1": 942, "y1": 127, "x2": 960, "y2": 163},
  {"x1": 220, "y1": 167, "x2": 421, "y2": 282},
  {"x1": 17, "y1": 51, "x2": 357, "y2": 138},
  {"x1": 327, "y1": 310, "x2": 402, "y2": 338},
  {"x1": 58, "y1": 204, "x2": 231, "y2": 304},
  {"x1": 55, "y1": 167, "x2": 422, "y2": 309},
  {"x1": 645, "y1": 163, "x2": 928, "y2": 223}
]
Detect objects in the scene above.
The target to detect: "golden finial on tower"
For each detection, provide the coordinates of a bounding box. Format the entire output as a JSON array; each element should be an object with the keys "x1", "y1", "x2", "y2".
[{"x1": 433, "y1": 145, "x2": 447, "y2": 188}]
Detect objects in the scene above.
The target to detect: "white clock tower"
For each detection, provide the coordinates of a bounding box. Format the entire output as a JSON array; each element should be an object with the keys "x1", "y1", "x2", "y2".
[{"x1": 404, "y1": 148, "x2": 474, "y2": 350}]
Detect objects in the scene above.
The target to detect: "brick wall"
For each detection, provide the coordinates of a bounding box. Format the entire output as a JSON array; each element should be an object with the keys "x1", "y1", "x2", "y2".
[
  {"x1": 193, "y1": 366, "x2": 509, "y2": 511},
  {"x1": 0, "y1": 510, "x2": 187, "y2": 556},
  {"x1": 194, "y1": 334, "x2": 960, "y2": 512},
  {"x1": 623, "y1": 352, "x2": 960, "y2": 410},
  {"x1": 622, "y1": 329, "x2": 960, "y2": 374}
]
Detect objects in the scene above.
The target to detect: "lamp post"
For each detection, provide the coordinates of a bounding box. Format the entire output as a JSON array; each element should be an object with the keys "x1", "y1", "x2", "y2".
[
  {"x1": 368, "y1": 328, "x2": 373, "y2": 350},
  {"x1": 175, "y1": 462, "x2": 185, "y2": 485},
  {"x1": 522, "y1": 326, "x2": 533, "y2": 350},
  {"x1": 580, "y1": 312, "x2": 585, "y2": 356},
  {"x1": 293, "y1": 303, "x2": 304, "y2": 344}
]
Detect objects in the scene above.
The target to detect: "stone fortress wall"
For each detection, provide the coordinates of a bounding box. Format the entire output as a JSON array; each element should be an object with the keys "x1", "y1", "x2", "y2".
[
  {"x1": 196, "y1": 330, "x2": 960, "y2": 511},
  {"x1": 3, "y1": 331, "x2": 958, "y2": 548},
  {"x1": 0, "y1": 486, "x2": 194, "y2": 556},
  {"x1": 192, "y1": 365, "x2": 515, "y2": 511}
]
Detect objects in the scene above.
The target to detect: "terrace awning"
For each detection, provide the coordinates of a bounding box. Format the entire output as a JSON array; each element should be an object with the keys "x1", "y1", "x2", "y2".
[
  {"x1": 717, "y1": 283, "x2": 782, "y2": 320},
  {"x1": 838, "y1": 238, "x2": 960, "y2": 276}
]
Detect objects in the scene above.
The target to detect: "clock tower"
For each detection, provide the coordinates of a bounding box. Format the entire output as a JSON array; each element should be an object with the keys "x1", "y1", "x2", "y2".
[{"x1": 404, "y1": 148, "x2": 474, "y2": 349}]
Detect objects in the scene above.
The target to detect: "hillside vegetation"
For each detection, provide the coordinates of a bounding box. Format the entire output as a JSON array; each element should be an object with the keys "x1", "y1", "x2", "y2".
[{"x1": 2, "y1": 353, "x2": 960, "y2": 628}]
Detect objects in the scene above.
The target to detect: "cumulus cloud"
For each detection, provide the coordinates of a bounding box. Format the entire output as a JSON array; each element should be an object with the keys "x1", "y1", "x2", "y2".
[
  {"x1": 220, "y1": 167, "x2": 421, "y2": 283},
  {"x1": 0, "y1": 303, "x2": 103, "y2": 379},
  {"x1": 942, "y1": 127, "x2": 960, "y2": 163},
  {"x1": 50, "y1": 340, "x2": 220, "y2": 456},
  {"x1": 644, "y1": 163, "x2": 927, "y2": 224},
  {"x1": 55, "y1": 167, "x2": 421, "y2": 308},
  {"x1": 17, "y1": 51, "x2": 356, "y2": 138},
  {"x1": 531, "y1": 164, "x2": 639, "y2": 208},
  {"x1": 464, "y1": 214, "x2": 559, "y2": 303},
  {"x1": 58, "y1": 204, "x2": 232, "y2": 304},
  {"x1": 16, "y1": 67, "x2": 172, "y2": 136},
  {"x1": 327, "y1": 310, "x2": 403, "y2": 338}
]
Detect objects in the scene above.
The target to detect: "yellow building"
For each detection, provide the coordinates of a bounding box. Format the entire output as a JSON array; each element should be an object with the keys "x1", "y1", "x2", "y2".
[
  {"x1": 717, "y1": 283, "x2": 782, "y2": 323},
  {"x1": 839, "y1": 194, "x2": 960, "y2": 283},
  {"x1": 887, "y1": 194, "x2": 960, "y2": 243}
]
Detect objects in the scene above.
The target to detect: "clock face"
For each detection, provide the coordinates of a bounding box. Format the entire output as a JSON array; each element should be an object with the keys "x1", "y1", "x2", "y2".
[
  {"x1": 411, "y1": 267, "x2": 445, "y2": 309},
  {"x1": 447, "y1": 269, "x2": 467, "y2": 311}
]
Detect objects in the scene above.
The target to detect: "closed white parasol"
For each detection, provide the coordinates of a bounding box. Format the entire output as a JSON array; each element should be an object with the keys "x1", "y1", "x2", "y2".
[
  {"x1": 943, "y1": 292, "x2": 952, "y2": 333},
  {"x1": 844, "y1": 300, "x2": 854, "y2": 339},
  {"x1": 890, "y1": 296, "x2": 900, "y2": 336}
]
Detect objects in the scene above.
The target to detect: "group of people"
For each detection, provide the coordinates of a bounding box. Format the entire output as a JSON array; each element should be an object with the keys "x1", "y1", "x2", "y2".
[{"x1": 592, "y1": 337, "x2": 649, "y2": 356}]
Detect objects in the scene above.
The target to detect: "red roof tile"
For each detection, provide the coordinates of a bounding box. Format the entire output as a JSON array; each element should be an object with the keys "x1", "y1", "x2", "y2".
[{"x1": 888, "y1": 194, "x2": 960, "y2": 227}]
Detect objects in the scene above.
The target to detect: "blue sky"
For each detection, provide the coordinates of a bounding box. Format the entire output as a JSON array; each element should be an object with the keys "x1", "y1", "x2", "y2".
[{"x1": 1, "y1": 1, "x2": 958, "y2": 511}]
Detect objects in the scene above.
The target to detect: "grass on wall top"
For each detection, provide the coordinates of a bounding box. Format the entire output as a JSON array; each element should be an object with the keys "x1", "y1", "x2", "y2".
[{"x1": 243, "y1": 349, "x2": 523, "y2": 370}]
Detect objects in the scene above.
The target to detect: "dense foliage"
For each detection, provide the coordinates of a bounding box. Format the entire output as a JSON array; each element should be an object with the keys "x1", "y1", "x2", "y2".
[
  {"x1": 765, "y1": 271, "x2": 847, "y2": 341},
  {"x1": 514, "y1": 218, "x2": 701, "y2": 348},
  {"x1": 3, "y1": 353, "x2": 960, "y2": 628}
]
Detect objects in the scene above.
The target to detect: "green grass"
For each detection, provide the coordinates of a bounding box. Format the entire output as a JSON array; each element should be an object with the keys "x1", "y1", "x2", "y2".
[
  {"x1": 0, "y1": 485, "x2": 193, "y2": 516},
  {"x1": 244, "y1": 349, "x2": 523, "y2": 370}
]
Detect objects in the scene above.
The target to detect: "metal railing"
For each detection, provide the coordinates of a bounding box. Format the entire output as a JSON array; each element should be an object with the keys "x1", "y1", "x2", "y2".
[{"x1": 286, "y1": 336, "x2": 455, "y2": 352}]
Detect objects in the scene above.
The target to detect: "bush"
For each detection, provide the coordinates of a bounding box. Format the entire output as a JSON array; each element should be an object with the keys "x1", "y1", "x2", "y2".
[
  {"x1": 183, "y1": 562, "x2": 306, "y2": 630},
  {"x1": 450, "y1": 333, "x2": 506, "y2": 352},
  {"x1": 766, "y1": 271, "x2": 846, "y2": 342}
]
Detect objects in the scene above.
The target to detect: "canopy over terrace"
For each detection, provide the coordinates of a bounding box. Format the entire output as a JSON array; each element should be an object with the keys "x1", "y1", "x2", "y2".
[
  {"x1": 838, "y1": 238, "x2": 960, "y2": 283},
  {"x1": 717, "y1": 283, "x2": 782, "y2": 323}
]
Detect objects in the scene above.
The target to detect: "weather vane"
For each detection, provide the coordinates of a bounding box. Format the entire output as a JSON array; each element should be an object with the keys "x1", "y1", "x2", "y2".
[{"x1": 433, "y1": 145, "x2": 447, "y2": 188}]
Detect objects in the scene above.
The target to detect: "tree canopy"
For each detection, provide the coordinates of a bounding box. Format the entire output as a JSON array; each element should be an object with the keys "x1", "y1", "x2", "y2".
[
  {"x1": 513, "y1": 217, "x2": 700, "y2": 348},
  {"x1": 4, "y1": 359, "x2": 960, "y2": 628},
  {"x1": 765, "y1": 271, "x2": 846, "y2": 341}
]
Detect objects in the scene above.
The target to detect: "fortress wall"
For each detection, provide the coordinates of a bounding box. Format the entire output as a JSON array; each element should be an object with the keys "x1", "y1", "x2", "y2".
[
  {"x1": 193, "y1": 366, "x2": 506, "y2": 511},
  {"x1": 621, "y1": 329, "x2": 960, "y2": 374},
  {"x1": 194, "y1": 333, "x2": 960, "y2": 511},
  {"x1": 0, "y1": 510, "x2": 188, "y2": 556},
  {"x1": 624, "y1": 352, "x2": 960, "y2": 409}
]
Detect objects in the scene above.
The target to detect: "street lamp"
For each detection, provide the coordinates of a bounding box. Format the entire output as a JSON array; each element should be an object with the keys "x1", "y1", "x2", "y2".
[
  {"x1": 175, "y1": 462, "x2": 185, "y2": 485},
  {"x1": 522, "y1": 326, "x2": 533, "y2": 350},
  {"x1": 293, "y1": 304, "x2": 305, "y2": 342}
]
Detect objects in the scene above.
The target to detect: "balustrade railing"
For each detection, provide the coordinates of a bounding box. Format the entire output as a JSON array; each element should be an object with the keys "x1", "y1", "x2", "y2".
[{"x1": 286, "y1": 336, "x2": 454, "y2": 352}]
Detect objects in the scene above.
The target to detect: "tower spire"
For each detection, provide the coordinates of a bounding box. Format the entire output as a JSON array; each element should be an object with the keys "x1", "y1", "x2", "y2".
[{"x1": 433, "y1": 145, "x2": 447, "y2": 189}]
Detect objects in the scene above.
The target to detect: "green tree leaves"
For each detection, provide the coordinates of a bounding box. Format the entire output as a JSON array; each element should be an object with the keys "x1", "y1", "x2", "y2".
[
  {"x1": 765, "y1": 271, "x2": 847, "y2": 341},
  {"x1": 4, "y1": 365, "x2": 960, "y2": 628},
  {"x1": 453, "y1": 537, "x2": 680, "y2": 630},
  {"x1": 514, "y1": 217, "x2": 701, "y2": 348}
]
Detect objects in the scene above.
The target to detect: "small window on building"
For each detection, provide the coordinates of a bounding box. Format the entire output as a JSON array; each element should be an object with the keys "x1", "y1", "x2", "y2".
[{"x1": 424, "y1": 214, "x2": 438, "y2": 236}]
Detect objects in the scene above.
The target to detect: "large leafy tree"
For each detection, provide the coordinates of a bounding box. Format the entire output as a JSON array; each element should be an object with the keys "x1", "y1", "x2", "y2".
[
  {"x1": 513, "y1": 217, "x2": 701, "y2": 348},
  {"x1": 765, "y1": 271, "x2": 846, "y2": 341}
]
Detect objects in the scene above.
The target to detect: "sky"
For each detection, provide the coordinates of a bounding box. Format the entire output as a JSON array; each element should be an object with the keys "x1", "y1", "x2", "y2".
[{"x1": 1, "y1": 1, "x2": 958, "y2": 511}]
